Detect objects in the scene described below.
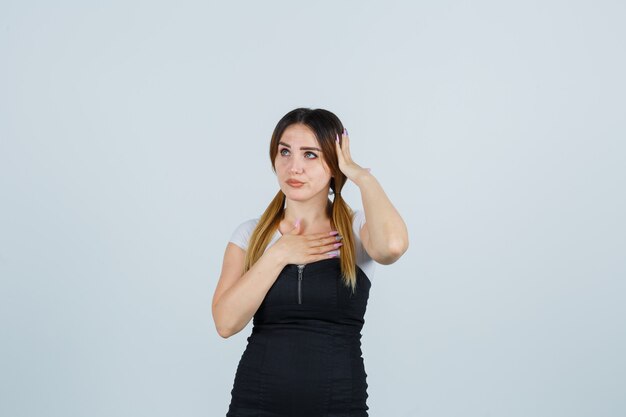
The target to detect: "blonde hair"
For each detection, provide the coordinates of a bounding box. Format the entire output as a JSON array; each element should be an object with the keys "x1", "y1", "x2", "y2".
[{"x1": 244, "y1": 108, "x2": 358, "y2": 292}]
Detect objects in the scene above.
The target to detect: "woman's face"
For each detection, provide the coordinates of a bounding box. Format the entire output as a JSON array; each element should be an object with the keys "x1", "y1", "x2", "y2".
[{"x1": 274, "y1": 124, "x2": 332, "y2": 203}]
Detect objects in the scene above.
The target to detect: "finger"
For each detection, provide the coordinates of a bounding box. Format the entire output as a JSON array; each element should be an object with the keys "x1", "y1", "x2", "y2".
[
  {"x1": 307, "y1": 252, "x2": 338, "y2": 264},
  {"x1": 323, "y1": 242, "x2": 343, "y2": 253},
  {"x1": 309, "y1": 235, "x2": 343, "y2": 248},
  {"x1": 306, "y1": 238, "x2": 342, "y2": 254},
  {"x1": 312, "y1": 239, "x2": 343, "y2": 253},
  {"x1": 307, "y1": 236, "x2": 337, "y2": 249},
  {"x1": 335, "y1": 134, "x2": 345, "y2": 163},
  {"x1": 308, "y1": 250, "x2": 340, "y2": 263},
  {"x1": 342, "y1": 129, "x2": 352, "y2": 160},
  {"x1": 307, "y1": 230, "x2": 340, "y2": 240}
]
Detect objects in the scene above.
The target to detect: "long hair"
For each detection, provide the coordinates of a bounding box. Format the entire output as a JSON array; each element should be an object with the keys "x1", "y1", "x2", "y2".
[{"x1": 243, "y1": 108, "x2": 358, "y2": 291}]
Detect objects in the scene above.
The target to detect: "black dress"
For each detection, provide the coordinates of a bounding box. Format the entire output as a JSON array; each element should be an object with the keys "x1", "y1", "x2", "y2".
[{"x1": 226, "y1": 258, "x2": 372, "y2": 417}]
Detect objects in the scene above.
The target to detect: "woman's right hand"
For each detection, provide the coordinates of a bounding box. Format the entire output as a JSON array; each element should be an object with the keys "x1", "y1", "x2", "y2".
[{"x1": 268, "y1": 220, "x2": 343, "y2": 266}]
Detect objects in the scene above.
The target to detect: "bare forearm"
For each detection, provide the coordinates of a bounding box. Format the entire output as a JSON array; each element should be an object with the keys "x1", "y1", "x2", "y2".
[
  {"x1": 354, "y1": 172, "x2": 409, "y2": 262},
  {"x1": 213, "y1": 250, "x2": 286, "y2": 338}
]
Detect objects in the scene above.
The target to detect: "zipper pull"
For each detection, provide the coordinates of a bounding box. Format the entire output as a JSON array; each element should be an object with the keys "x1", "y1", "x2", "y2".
[{"x1": 297, "y1": 264, "x2": 305, "y2": 304}]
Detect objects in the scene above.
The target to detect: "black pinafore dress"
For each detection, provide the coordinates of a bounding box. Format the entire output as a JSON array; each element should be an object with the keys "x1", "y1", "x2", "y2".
[{"x1": 226, "y1": 258, "x2": 371, "y2": 417}]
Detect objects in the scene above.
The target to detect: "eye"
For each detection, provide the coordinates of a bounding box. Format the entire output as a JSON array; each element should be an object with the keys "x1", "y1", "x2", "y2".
[
  {"x1": 304, "y1": 151, "x2": 318, "y2": 159},
  {"x1": 279, "y1": 148, "x2": 290, "y2": 156}
]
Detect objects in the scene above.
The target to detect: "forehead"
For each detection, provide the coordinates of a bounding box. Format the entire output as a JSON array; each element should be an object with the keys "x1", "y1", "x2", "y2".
[{"x1": 280, "y1": 124, "x2": 319, "y2": 146}]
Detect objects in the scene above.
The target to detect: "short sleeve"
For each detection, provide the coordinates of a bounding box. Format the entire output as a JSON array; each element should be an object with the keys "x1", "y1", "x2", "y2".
[
  {"x1": 229, "y1": 218, "x2": 259, "y2": 251},
  {"x1": 352, "y1": 209, "x2": 367, "y2": 237},
  {"x1": 352, "y1": 209, "x2": 376, "y2": 279}
]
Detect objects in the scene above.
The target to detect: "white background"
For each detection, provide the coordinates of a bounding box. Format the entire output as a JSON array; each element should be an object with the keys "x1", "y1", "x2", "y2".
[{"x1": 1, "y1": 1, "x2": 624, "y2": 416}]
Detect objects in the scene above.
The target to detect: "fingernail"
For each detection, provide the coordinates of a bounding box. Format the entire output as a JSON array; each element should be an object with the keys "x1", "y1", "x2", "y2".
[
  {"x1": 328, "y1": 250, "x2": 339, "y2": 258},
  {"x1": 365, "y1": 168, "x2": 371, "y2": 172},
  {"x1": 329, "y1": 230, "x2": 339, "y2": 236},
  {"x1": 343, "y1": 128, "x2": 348, "y2": 135},
  {"x1": 335, "y1": 235, "x2": 343, "y2": 241},
  {"x1": 294, "y1": 218, "x2": 300, "y2": 228},
  {"x1": 335, "y1": 133, "x2": 339, "y2": 143},
  {"x1": 334, "y1": 242, "x2": 343, "y2": 249}
]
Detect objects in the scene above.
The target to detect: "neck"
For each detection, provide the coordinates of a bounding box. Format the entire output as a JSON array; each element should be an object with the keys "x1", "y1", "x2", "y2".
[{"x1": 283, "y1": 196, "x2": 330, "y2": 229}]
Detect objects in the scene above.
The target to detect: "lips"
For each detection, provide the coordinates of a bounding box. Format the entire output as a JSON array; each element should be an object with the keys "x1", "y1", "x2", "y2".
[{"x1": 286, "y1": 179, "x2": 304, "y2": 187}]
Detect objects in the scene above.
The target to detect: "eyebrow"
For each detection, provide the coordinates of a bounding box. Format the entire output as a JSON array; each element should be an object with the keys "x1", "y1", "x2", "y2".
[{"x1": 278, "y1": 141, "x2": 322, "y2": 152}]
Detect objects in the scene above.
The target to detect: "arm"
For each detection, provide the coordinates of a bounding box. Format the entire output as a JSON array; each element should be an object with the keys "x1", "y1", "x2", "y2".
[
  {"x1": 354, "y1": 172, "x2": 409, "y2": 264},
  {"x1": 212, "y1": 243, "x2": 286, "y2": 338},
  {"x1": 335, "y1": 129, "x2": 409, "y2": 264}
]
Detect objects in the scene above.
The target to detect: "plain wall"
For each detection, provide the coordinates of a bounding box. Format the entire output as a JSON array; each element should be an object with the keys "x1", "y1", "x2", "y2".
[{"x1": 1, "y1": 1, "x2": 624, "y2": 416}]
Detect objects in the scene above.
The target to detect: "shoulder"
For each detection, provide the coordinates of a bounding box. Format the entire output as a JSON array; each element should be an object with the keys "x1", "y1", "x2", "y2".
[{"x1": 228, "y1": 218, "x2": 260, "y2": 251}]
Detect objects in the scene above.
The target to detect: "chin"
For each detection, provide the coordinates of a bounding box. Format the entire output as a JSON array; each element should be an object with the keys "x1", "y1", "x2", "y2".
[
  {"x1": 283, "y1": 191, "x2": 309, "y2": 201},
  {"x1": 283, "y1": 189, "x2": 329, "y2": 203}
]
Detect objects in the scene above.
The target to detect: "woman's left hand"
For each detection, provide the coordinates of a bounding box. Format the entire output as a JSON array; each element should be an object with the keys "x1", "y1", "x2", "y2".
[{"x1": 335, "y1": 129, "x2": 370, "y2": 184}]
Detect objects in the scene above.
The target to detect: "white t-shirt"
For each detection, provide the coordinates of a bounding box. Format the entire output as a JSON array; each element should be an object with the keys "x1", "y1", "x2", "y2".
[{"x1": 229, "y1": 209, "x2": 376, "y2": 279}]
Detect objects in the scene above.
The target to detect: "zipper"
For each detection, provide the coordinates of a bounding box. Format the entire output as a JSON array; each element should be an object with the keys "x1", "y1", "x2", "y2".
[{"x1": 297, "y1": 264, "x2": 305, "y2": 304}]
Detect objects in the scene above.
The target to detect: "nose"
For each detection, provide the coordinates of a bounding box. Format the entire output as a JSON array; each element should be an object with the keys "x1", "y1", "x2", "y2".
[{"x1": 288, "y1": 157, "x2": 304, "y2": 175}]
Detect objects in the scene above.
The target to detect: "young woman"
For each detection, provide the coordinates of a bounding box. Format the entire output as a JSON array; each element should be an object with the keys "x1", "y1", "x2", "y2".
[{"x1": 212, "y1": 108, "x2": 408, "y2": 416}]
